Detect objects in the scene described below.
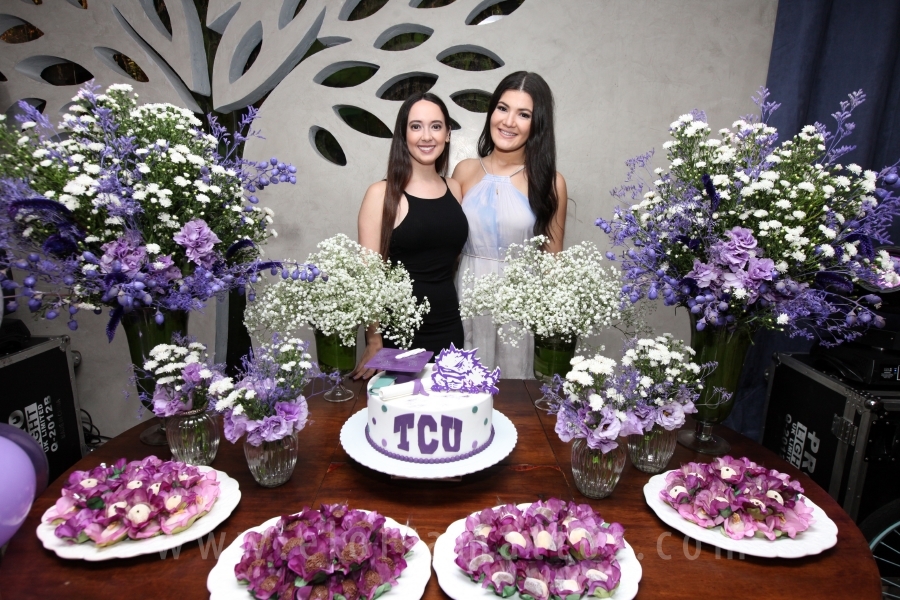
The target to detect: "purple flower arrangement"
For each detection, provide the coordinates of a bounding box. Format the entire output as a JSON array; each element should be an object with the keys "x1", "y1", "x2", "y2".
[
  {"x1": 431, "y1": 344, "x2": 501, "y2": 395},
  {"x1": 597, "y1": 89, "x2": 900, "y2": 344},
  {"x1": 143, "y1": 336, "x2": 228, "y2": 417},
  {"x1": 234, "y1": 504, "x2": 419, "y2": 600},
  {"x1": 548, "y1": 335, "x2": 714, "y2": 453},
  {"x1": 660, "y1": 456, "x2": 814, "y2": 541},
  {"x1": 42, "y1": 455, "x2": 221, "y2": 546},
  {"x1": 453, "y1": 499, "x2": 625, "y2": 600},
  {"x1": 215, "y1": 334, "x2": 314, "y2": 446},
  {"x1": 0, "y1": 83, "x2": 320, "y2": 338}
]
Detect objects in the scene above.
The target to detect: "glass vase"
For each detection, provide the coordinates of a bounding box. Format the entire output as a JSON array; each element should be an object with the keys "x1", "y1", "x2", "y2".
[
  {"x1": 315, "y1": 329, "x2": 357, "y2": 402},
  {"x1": 570, "y1": 438, "x2": 627, "y2": 499},
  {"x1": 627, "y1": 426, "x2": 678, "y2": 473},
  {"x1": 532, "y1": 333, "x2": 577, "y2": 411},
  {"x1": 244, "y1": 432, "x2": 299, "y2": 487},
  {"x1": 122, "y1": 308, "x2": 189, "y2": 446},
  {"x1": 165, "y1": 408, "x2": 219, "y2": 466},
  {"x1": 677, "y1": 318, "x2": 753, "y2": 455}
]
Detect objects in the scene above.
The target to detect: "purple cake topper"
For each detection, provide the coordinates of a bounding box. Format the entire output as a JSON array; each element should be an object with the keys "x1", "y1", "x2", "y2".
[{"x1": 431, "y1": 344, "x2": 501, "y2": 395}]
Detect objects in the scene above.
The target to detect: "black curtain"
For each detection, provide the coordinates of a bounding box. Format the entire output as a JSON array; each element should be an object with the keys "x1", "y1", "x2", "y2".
[{"x1": 725, "y1": 0, "x2": 900, "y2": 441}]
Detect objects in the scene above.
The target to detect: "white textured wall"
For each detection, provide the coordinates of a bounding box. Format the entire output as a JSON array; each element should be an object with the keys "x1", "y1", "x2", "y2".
[{"x1": 1, "y1": 0, "x2": 778, "y2": 437}]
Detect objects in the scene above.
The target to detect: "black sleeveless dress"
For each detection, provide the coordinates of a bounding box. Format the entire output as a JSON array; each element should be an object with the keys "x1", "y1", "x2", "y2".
[{"x1": 384, "y1": 181, "x2": 468, "y2": 355}]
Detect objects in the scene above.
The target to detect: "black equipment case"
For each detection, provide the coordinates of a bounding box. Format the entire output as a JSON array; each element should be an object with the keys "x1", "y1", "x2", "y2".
[
  {"x1": 0, "y1": 336, "x2": 86, "y2": 482},
  {"x1": 762, "y1": 353, "x2": 900, "y2": 523}
]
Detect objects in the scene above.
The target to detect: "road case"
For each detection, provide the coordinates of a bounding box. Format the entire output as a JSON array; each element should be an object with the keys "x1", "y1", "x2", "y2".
[
  {"x1": 0, "y1": 335, "x2": 86, "y2": 482},
  {"x1": 761, "y1": 353, "x2": 900, "y2": 523}
]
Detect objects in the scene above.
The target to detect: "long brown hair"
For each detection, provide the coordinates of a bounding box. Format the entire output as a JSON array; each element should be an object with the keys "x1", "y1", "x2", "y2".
[
  {"x1": 379, "y1": 92, "x2": 452, "y2": 259},
  {"x1": 478, "y1": 71, "x2": 558, "y2": 242}
]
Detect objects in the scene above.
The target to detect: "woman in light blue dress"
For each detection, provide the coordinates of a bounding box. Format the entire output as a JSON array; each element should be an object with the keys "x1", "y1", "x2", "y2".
[{"x1": 452, "y1": 72, "x2": 567, "y2": 379}]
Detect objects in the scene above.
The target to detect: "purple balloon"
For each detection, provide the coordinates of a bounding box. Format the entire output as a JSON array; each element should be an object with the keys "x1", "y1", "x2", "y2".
[
  {"x1": 0, "y1": 424, "x2": 49, "y2": 497},
  {"x1": 0, "y1": 437, "x2": 36, "y2": 547}
]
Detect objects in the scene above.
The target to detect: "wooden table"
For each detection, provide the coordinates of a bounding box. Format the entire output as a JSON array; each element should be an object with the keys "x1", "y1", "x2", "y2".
[{"x1": 0, "y1": 379, "x2": 882, "y2": 599}]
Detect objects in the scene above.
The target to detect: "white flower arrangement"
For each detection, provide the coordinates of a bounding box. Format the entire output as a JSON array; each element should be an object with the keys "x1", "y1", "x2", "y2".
[
  {"x1": 244, "y1": 234, "x2": 429, "y2": 347},
  {"x1": 459, "y1": 236, "x2": 622, "y2": 345}
]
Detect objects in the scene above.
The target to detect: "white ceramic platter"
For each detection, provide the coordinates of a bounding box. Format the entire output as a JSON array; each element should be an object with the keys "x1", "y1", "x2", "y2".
[
  {"x1": 643, "y1": 471, "x2": 838, "y2": 558},
  {"x1": 36, "y1": 466, "x2": 241, "y2": 561}
]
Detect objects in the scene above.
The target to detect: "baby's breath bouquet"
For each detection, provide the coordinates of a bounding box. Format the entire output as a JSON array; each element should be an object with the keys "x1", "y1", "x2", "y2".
[
  {"x1": 245, "y1": 234, "x2": 429, "y2": 348},
  {"x1": 459, "y1": 236, "x2": 621, "y2": 345}
]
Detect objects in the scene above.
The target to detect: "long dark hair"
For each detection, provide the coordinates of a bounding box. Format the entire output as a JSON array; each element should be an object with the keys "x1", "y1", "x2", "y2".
[
  {"x1": 380, "y1": 92, "x2": 452, "y2": 259},
  {"x1": 477, "y1": 71, "x2": 558, "y2": 242}
]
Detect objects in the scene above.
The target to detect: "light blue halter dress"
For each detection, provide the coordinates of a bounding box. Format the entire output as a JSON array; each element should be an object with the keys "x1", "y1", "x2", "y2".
[{"x1": 455, "y1": 159, "x2": 535, "y2": 379}]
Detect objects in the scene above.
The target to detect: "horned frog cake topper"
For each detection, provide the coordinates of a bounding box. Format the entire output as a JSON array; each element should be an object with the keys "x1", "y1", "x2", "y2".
[{"x1": 431, "y1": 344, "x2": 501, "y2": 395}]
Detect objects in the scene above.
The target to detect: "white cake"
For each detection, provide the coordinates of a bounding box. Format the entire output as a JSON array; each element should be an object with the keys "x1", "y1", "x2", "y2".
[{"x1": 366, "y1": 364, "x2": 495, "y2": 464}]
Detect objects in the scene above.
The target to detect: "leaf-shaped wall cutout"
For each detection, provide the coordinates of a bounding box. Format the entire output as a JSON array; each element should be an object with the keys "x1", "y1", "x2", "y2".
[
  {"x1": 243, "y1": 39, "x2": 263, "y2": 75},
  {"x1": 66, "y1": 0, "x2": 88, "y2": 9},
  {"x1": 0, "y1": 70, "x2": 6, "y2": 82},
  {"x1": 94, "y1": 48, "x2": 149, "y2": 82},
  {"x1": 335, "y1": 105, "x2": 392, "y2": 138},
  {"x1": 152, "y1": 0, "x2": 173, "y2": 37},
  {"x1": 317, "y1": 63, "x2": 380, "y2": 88},
  {"x1": 449, "y1": 117, "x2": 461, "y2": 131},
  {"x1": 310, "y1": 126, "x2": 347, "y2": 166},
  {"x1": 0, "y1": 16, "x2": 44, "y2": 43},
  {"x1": 342, "y1": 0, "x2": 389, "y2": 21},
  {"x1": 438, "y1": 45, "x2": 504, "y2": 71},
  {"x1": 451, "y1": 90, "x2": 491, "y2": 113},
  {"x1": 381, "y1": 32, "x2": 431, "y2": 51},
  {"x1": 378, "y1": 74, "x2": 438, "y2": 101},
  {"x1": 279, "y1": 0, "x2": 308, "y2": 29},
  {"x1": 414, "y1": 0, "x2": 457, "y2": 7},
  {"x1": 41, "y1": 61, "x2": 94, "y2": 86},
  {"x1": 467, "y1": 0, "x2": 525, "y2": 25}
]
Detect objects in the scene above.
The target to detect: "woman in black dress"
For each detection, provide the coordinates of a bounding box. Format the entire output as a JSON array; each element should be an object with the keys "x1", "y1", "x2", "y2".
[{"x1": 351, "y1": 92, "x2": 468, "y2": 379}]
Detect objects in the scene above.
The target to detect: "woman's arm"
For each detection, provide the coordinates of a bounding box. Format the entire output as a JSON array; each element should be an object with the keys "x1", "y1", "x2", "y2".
[
  {"x1": 351, "y1": 181, "x2": 387, "y2": 380},
  {"x1": 545, "y1": 172, "x2": 568, "y2": 253}
]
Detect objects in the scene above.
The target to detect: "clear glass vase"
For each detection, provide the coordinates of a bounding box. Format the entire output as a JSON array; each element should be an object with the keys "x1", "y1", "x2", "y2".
[
  {"x1": 570, "y1": 438, "x2": 626, "y2": 499},
  {"x1": 315, "y1": 329, "x2": 357, "y2": 402},
  {"x1": 165, "y1": 408, "x2": 219, "y2": 466},
  {"x1": 533, "y1": 333, "x2": 577, "y2": 411},
  {"x1": 677, "y1": 316, "x2": 753, "y2": 455},
  {"x1": 122, "y1": 308, "x2": 189, "y2": 446},
  {"x1": 244, "y1": 432, "x2": 299, "y2": 487},
  {"x1": 627, "y1": 426, "x2": 677, "y2": 473}
]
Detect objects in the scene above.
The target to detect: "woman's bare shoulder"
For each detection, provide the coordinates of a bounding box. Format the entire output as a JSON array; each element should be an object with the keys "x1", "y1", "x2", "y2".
[{"x1": 446, "y1": 176, "x2": 463, "y2": 203}]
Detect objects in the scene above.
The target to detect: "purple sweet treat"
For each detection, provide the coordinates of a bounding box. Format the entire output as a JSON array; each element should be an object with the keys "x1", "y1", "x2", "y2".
[{"x1": 431, "y1": 344, "x2": 500, "y2": 395}]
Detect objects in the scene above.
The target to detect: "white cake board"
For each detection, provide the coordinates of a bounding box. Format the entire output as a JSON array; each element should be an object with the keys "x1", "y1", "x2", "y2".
[{"x1": 340, "y1": 409, "x2": 517, "y2": 479}]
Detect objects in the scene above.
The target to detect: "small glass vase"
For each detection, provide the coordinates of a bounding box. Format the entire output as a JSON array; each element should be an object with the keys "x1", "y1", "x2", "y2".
[
  {"x1": 165, "y1": 408, "x2": 219, "y2": 466},
  {"x1": 122, "y1": 307, "x2": 189, "y2": 446},
  {"x1": 244, "y1": 432, "x2": 299, "y2": 487},
  {"x1": 571, "y1": 438, "x2": 627, "y2": 499},
  {"x1": 533, "y1": 333, "x2": 577, "y2": 411},
  {"x1": 677, "y1": 317, "x2": 753, "y2": 455},
  {"x1": 627, "y1": 426, "x2": 678, "y2": 474},
  {"x1": 315, "y1": 329, "x2": 357, "y2": 402}
]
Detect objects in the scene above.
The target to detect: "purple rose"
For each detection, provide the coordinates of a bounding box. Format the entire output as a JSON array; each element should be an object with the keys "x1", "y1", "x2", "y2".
[
  {"x1": 173, "y1": 219, "x2": 220, "y2": 267},
  {"x1": 147, "y1": 254, "x2": 182, "y2": 282},
  {"x1": 586, "y1": 406, "x2": 621, "y2": 454},
  {"x1": 224, "y1": 410, "x2": 249, "y2": 444},
  {"x1": 746, "y1": 256, "x2": 776, "y2": 282},
  {"x1": 686, "y1": 259, "x2": 721, "y2": 290},
  {"x1": 711, "y1": 227, "x2": 758, "y2": 269},
  {"x1": 655, "y1": 403, "x2": 685, "y2": 430},
  {"x1": 181, "y1": 362, "x2": 204, "y2": 384},
  {"x1": 151, "y1": 385, "x2": 192, "y2": 417},
  {"x1": 99, "y1": 233, "x2": 146, "y2": 278}
]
